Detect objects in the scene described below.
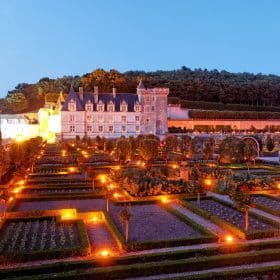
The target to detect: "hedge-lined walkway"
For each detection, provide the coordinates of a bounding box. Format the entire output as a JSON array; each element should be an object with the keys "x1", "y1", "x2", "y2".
[
  {"x1": 208, "y1": 192, "x2": 280, "y2": 224},
  {"x1": 170, "y1": 202, "x2": 229, "y2": 237},
  {"x1": 85, "y1": 222, "x2": 120, "y2": 255},
  {"x1": 124, "y1": 260, "x2": 280, "y2": 280}
]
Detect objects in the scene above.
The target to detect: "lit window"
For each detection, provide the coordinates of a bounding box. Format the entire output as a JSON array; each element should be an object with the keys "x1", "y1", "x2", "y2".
[
  {"x1": 121, "y1": 126, "x2": 126, "y2": 132},
  {"x1": 68, "y1": 101, "x2": 75, "y2": 112},
  {"x1": 108, "y1": 104, "x2": 114, "y2": 112},
  {"x1": 136, "y1": 125, "x2": 140, "y2": 132},
  {"x1": 109, "y1": 126, "x2": 113, "y2": 133},
  {"x1": 97, "y1": 105, "x2": 104, "y2": 112},
  {"x1": 86, "y1": 104, "x2": 92, "y2": 111},
  {"x1": 87, "y1": 125, "x2": 92, "y2": 133},
  {"x1": 120, "y1": 103, "x2": 127, "y2": 112},
  {"x1": 98, "y1": 115, "x2": 103, "y2": 123},
  {"x1": 121, "y1": 116, "x2": 126, "y2": 122},
  {"x1": 69, "y1": 115, "x2": 75, "y2": 122},
  {"x1": 135, "y1": 116, "x2": 140, "y2": 122},
  {"x1": 135, "y1": 105, "x2": 141, "y2": 112},
  {"x1": 70, "y1": 125, "x2": 75, "y2": 133},
  {"x1": 86, "y1": 115, "x2": 92, "y2": 122},
  {"x1": 98, "y1": 126, "x2": 103, "y2": 132}
]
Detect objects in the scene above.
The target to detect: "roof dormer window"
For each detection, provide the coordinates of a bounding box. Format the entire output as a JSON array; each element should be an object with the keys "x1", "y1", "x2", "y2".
[
  {"x1": 120, "y1": 101, "x2": 127, "y2": 112},
  {"x1": 85, "y1": 101, "x2": 92, "y2": 111},
  {"x1": 97, "y1": 100, "x2": 104, "y2": 112},
  {"x1": 108, "y1": 101, "x2": 115, "y2": 112},
  {"x1": 68, "y1": 100, "x2": 76, "y2": 112}
]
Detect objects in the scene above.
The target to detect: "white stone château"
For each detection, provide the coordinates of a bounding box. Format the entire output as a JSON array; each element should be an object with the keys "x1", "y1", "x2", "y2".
[{"x1": 60, "y1": 81, "x2": 169, "y2": 138}]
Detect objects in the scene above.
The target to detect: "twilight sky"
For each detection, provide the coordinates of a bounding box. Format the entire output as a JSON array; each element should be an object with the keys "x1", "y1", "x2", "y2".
[{"x1": 0, "y1": 0, "x2": 280, "y2": 97}]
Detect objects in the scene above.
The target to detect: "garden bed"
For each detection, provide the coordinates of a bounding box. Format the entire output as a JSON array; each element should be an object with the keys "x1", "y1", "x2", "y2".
[
  {"x1": 11, "y1": 198, "x2": 106, "y2": 212},
  {"x1": 182, "y1": 197, "x2": 280, "y2": 239},
  {"x1": 0, "y1": 217, "x2": 90, "y2": 261},
  {"x1": 105, "y1": 203, "x2": 217, "y2": 251},
  {"x1": 253, "y1": 194, "x2": 280, "y2": 216}
]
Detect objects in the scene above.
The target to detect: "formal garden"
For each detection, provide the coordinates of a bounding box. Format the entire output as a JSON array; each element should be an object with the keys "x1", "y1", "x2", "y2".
[{"x1": 0, "y1": 135, "x2": 280, "y2": 279}]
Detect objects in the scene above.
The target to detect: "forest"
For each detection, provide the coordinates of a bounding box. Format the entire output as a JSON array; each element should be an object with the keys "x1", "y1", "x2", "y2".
[{"x1": 2, "y1": 66, "x2": 280, "y2": 113}]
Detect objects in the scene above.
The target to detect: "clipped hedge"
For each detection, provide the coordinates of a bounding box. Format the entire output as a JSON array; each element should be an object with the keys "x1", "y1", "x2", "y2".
[
  {"x1": 253, "y1": 194, "x2": 280, "y2": 217},
  {"x1": 189, "y1": 109, "x2": 280, "y2": 120}
]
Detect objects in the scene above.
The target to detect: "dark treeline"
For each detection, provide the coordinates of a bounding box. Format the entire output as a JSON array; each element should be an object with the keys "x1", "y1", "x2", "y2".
[{"x1": 2, "y1": 66, "x2": 280, "y2": 113}]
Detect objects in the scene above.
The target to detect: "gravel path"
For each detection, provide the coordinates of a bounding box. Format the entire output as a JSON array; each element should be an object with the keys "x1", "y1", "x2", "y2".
[
  {"x1": 170, "y1": 202, "x2": 228, "y2": 236},
  {"x1": 85, "y1": 222, "x2": 120, "y2": 255},
  {"x1": 123, "y1": 260, "x2": 280, "y2": 280}
]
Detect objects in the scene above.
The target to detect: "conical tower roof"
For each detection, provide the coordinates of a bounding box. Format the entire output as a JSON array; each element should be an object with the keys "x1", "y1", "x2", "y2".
[{"x1": 137, "y1": 79, "x2": 146, "y2": 89}]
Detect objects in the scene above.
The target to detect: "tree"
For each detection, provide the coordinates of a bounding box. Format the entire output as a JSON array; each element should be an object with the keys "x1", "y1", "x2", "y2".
[
  {"x1": 243, "y1": 139, "x2": 258, "y2": 169},
  {"x1": 229, "y1": 183, "x2": 253, "y2": 232},
  {"x1": 203, "y1": 138, "x2": 215, "y2": 162},
  {"x1": 6, "y1": 92, "x2": 28, "y2": 112},
  {"x1": 0, "y1": 189, "x2": 10, "y2": 218},
  {"x1": 139, "y1": 138, "x2": 159, "y2": 165},
  {"x1": 118, "y1": 204, "x2": 131, "y2": 242},
  {"x1": 165, "y1": 135, "x2": 179, "y2": 153},
  {"x1": 266, "y1": 135, "x2": 275, "y2": 152},
  {"x1": 115, "y1": 138, "x2": 132, "y2": 163},
  {"x1": 219, "y1": 137, "x2": 244, "y2": 164}
]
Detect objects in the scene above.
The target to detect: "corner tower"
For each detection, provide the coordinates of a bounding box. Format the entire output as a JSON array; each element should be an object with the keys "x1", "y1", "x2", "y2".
[{"x1": 137, "y1": 80, "x2": 169, "y2": 135}]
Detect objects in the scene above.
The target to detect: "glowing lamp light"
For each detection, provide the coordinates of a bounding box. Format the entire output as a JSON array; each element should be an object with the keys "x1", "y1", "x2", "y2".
[
  {"x1": 12, "y1": 187, "x2": 24, "y2": 194},
  {"x1": 204, "y1": 179, "x2": 212, "y2": 186},
  {"x1": 15, "y1": 135, "x2": 24, "y2": 143},
  {"x1": 113, "y1": 192, "x2": 121, "y2": 199},
  {"x1": 277, "y1": 183, "x2": 280, "y2": 189},
  {"x1": 172, "y1": 164, "x2": 178, "y2": 169},
  {"x1": 61, "y1": 209, "x2": 76, "y2": 220},
  {"x1": 37, "y1": 156, "x2": 41, "y2": 159},
  {"x1": 9, "y1": 197, "x2": 14, "y2": 202},
  {"x1": 225, "y1": 234, "x2": 234, "y2": 243},
  {"x1": 68, "y1": 167, "x2": 77, "y2": 174},
  {"x1": 136, "y1": 161, "x2": 141, "y2": 166},
  {"x1": 18, "y1": 180, "x2": 25, "y2": 185},
  {"x1": 100, "y1": 175, "x2": 107, "y2": 184},
  {"x1": 115, "y1": 166, "x2": 120, "y2": 170},
  {"x1": 141, "y1": 162, "x2": 146, "y2": 167},
  {"x1": 99, "y1": 249, "x2": 110, "y2": 257},
  {"x1": 108, "y1": 184, "x2": 115, "y2": 190},
  {"x1": 161, "y1": 197, "x2": 169, "y2": 204}
]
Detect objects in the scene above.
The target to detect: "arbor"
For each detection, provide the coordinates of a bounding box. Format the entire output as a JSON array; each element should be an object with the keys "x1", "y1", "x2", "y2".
[
  {"x1": 243, "y1": 139, "x2": 258, "y2": 168},
  {"x1": 118, "y1": 204, "x2": 132, "y2": 242},
  {"x1": 230, "y1": 183, "x2": 253, "y2": 232}
]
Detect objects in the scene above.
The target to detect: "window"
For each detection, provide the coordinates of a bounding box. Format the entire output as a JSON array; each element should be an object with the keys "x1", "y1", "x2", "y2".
[
  {"x1": 135, "y1": 116, "x2": 140, "y2": 122},
  {"x1": 68, "y1": 101, "x2": 75, "y2": 112},
  {"x1": 121, "y1": 116, "x2": 126, "y2": 122},
  {"x1": 120, "y1": 102, "x2": 127, "y2": 112},
  {"x1": 121, "y1": 126, "x2": 126, "y2": 132},
  {"x1": 87, "y1": 125, "x2": 92, "y2": 133},
  {"x1": 97, "y1": 105, "x2": 104, "y2": 112},
  {"x1": 135, "y1": 105, "x2": 141, "y2": 112},
  {"x1": 98, "y1": 115, "x2": 103, "y2": 123},
  {"x1": 69, "y1": 115, "x2": 75, "y2": 122},
  {"x1": 98, "y1": 126, "x2": 103, "y2": 132},
  {"x1": 108, "y1": 104, "x2": 114, "y2": 112},
  {"x1": 108, "y1": 115, "x2": 114, "y2": 123},
  {"x1": 85, "y1": 104, "x2": 92, "y2": 111},
  {"x1": 151, "y1": 106, "x2": 155, "y2": 111},
  {"x1": 136, "y1": 125, "x2": 140, "y2": 132},
  {"x1": 86, "y1": 115, "x2": 92, "y2": 122},
  {"x1": 109, "y1": 126, "x2": 113, "y2": 133},
  {"x1": 70, "y1": 125, "x2": 75, "y2": 133}
]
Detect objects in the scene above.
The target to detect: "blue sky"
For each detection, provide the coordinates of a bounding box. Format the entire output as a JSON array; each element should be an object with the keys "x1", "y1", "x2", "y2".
[{"x1": 0, "y1": 0, "x2": 280, "y2": 97}]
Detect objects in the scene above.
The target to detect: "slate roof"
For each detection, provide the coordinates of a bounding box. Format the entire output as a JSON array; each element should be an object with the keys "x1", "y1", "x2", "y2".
[{"x1": 61, "y1": 90, "x2": 140, "y2": 112}]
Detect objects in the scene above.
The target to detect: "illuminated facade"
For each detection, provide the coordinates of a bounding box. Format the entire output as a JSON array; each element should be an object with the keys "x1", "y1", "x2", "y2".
[
  {"x1": 60, "y1": 81, "x2": 169, "y2": 139},
  {"x1": 0, "y1": 114, "x2": 39, "y2": 140}
]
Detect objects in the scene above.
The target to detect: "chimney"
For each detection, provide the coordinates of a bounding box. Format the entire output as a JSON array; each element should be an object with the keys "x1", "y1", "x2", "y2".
[
  {"x1": 78, "y1": 87, "x2": 84, "y2": 101},
  {"x1": 112, "y1": 87, "x2": 116, "y2": 98},
  {"x1": 94, "y1": 86, "x2": 98, "y2": 103}
]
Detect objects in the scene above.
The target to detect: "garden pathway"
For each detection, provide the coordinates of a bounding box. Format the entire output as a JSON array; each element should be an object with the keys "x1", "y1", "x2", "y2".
[
  {"x1": 170, "y1": 201, "x2": 229, "y2": 237},
  {"x1": 85, "y1": 221, "x2": 120, "y2": 255},
  {"x1": 208, "y1": 192, "x2": 280, "y2": 223},
  {"x1": 124, "y1": 260, "x2": 280, "y2": 280}
]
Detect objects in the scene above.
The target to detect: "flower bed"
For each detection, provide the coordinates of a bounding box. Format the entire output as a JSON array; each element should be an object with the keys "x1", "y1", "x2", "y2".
[
  {"x1": 0, "y1": 217, "x2": 90, "y2": 261},
  {"x1": 183, "y1": 197, "x2": 279, "y2": 239},
  {"x1": 11, "y1": 198, "x2": 106, "y2": 212},
  {"x1": 105, "y1": 203, "x2": 217, "y2": 251},
  {"x1": 253, "y1": 194, "x2": 280, "y2": 216}
]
